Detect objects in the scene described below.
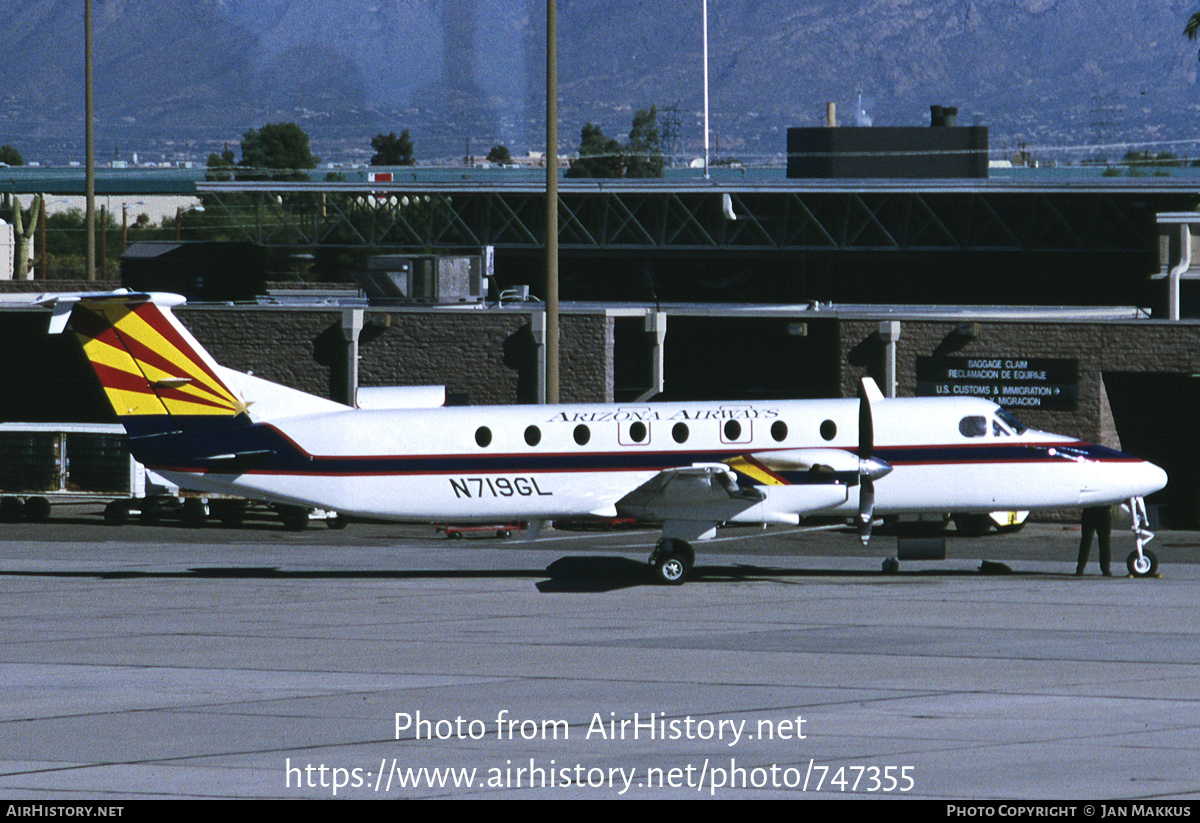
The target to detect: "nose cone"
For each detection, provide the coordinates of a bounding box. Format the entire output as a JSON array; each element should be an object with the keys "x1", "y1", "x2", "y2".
[
  {"x1": 1130, "y1": 459, "x2": 1169, "y2": 498},
  {"x1": 1081, "y1": 454, "x2": 1167, "y2": 506}
]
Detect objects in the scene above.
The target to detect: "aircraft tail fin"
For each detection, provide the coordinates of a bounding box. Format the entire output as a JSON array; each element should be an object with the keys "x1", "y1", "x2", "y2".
[{"x1": 68, "y1": 293, "x2": 251, "y2": 421}]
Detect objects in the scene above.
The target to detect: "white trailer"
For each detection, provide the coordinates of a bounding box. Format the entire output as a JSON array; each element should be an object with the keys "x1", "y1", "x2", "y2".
[
  {"x1": 0, "y1": 422, "x2": 340, "y2": 529},
  {"x1": 0, "y1": 422, "x2": 169, "y2": 521}
]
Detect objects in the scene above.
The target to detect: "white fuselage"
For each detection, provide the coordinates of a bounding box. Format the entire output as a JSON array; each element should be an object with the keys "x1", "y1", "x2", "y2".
[{"x1": 155, "y1": 395, "x2": 1167, "y2": 525}]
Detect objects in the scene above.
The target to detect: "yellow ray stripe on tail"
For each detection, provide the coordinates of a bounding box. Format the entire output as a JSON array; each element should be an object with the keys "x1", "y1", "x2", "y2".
[
  {"x1": 79, "y1": 332, "x2": 170, "y2": 417},
  {"x1": 112, "y1": 305, "x2": 244, "y2": 414},
  {"x1": 79, "y1": 300, "x2": 248, "y2": 417}
]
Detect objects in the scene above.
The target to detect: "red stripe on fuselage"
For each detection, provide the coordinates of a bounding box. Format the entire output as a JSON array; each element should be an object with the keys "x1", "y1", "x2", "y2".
[{"x1": 137, "y1": 425, "x2": 1136, "y2": 478}]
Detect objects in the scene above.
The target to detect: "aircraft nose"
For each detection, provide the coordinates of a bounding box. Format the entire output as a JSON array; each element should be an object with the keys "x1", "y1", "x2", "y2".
[
  {"x1": 1110, "y1": 457, "x2": 1168, "y2": 500},
  {"x1": 1132, "y1": 459, "x2": 1169, "y2": 498},
  {"x1": 1081, "y1": 456, "x2": 1167, "y2": 506}
]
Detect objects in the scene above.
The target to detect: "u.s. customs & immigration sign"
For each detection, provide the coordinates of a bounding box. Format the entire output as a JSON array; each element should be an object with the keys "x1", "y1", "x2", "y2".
[{"x1": 915, "y1": 357, "x2": 1078, "y2": 411}]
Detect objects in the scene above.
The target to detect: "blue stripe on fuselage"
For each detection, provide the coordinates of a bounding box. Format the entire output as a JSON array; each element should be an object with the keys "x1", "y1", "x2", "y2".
[
  {"x1": 121, "y1": 416, "x2": 1140, "y2": 479},
  {"x1": 871, "y1": 442, "x2": 1132, "y2": 465}
]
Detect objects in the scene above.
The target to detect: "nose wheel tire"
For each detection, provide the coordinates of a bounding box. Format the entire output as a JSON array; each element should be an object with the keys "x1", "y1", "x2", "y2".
[{"x1": 1127, "y1": 549, "x2": 1158, "y2": 578}]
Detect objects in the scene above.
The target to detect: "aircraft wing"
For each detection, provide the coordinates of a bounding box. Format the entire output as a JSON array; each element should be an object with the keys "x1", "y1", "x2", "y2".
[
  {"x1": 615, "y1": 455, "x2": 853, "y2": 540},
  {"x1": 614, "y1": 464, "x2": 765, "y2": 540},
  {"x1": 616, "y1": 463, "x2": 763, "y2": 518}
]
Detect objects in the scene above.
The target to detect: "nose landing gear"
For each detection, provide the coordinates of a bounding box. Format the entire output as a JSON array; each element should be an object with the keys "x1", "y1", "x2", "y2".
[{"x1": 1125, "y1": 497, "x2": 1158, "y2": 578}]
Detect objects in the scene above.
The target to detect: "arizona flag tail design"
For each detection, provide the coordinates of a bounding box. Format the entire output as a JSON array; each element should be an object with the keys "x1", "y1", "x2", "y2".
[{"x1": 69, "y1": 294, "x2": 249, "y2": 422}]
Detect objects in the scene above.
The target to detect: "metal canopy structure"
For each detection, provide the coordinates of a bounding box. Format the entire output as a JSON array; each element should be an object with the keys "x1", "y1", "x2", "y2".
[{"x1": 194, "y1": 178, "x2": 1199, "y2": 255}]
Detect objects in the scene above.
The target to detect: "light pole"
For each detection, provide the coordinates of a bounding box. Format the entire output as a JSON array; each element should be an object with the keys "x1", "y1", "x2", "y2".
[
  {"x1": 85, "y1": 0, "x2": 95, "y2": 280},
  {"x1": 174, "y1": 204, "x2": 205, "y2": 241},
  {"x1": 121, "y1": 200, "x2": 144, "y2": 251},
  {"x1": 545, "y1": 0, "x2": 559, "y2": 404},
  {"x1": 703, "y1": 0, "x2": 710, "y2": 179}
]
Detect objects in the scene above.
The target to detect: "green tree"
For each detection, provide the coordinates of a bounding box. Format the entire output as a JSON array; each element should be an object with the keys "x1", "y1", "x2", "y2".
[
  {"x1": 486, "y1": 144, "x2": 513, "y2": 165},
  {"x1": 208, "y1": 145, "x2": 235, "y2": 167},
  {"x1": 238, "y1": 122, "x2": 318, "y2": 180},
  {"x1": 0, "y1": 144, "x2": 23, "y2": 166},
  {"x1": 40, "y1": 207, "x2": 124, "y2": 279},
  {"x1": 1122, "y1": 150, "x2": 1183, "y2": 169},
  {"x1": 371, "y1": 130, "x2": 415, "y2": 166},
  {"x1": 205, "y1": 144, "x2": 237, "y2": 181},
  {"x1": 565, "y1": 123, "x2": 623, "y2": 178},
  {"x1": 566, "y1": 107, "x2": 665, "y2": 179},
  {"x1": 624, "y1": 105, "x2": 665, "y2": 178}
]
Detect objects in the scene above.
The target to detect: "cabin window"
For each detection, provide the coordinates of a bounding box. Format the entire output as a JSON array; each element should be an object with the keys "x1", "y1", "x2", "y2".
[
  {"x1": 820, "y1": 420, "x2": 837, "y2": 441},
  {"x1": 574, "y1": 424, "x2": 590, "y2": 446},
  {"x1": 524, "y1": 425, "x2": 541, "y2": 446},
  {"x1": 771, "y1": 421, "x2": 788, "y2": 442},
  {"x1": 959, "y1": 416, "x2": 987, "y2": 438},
  {"x1": 672, "y1": 422, "x2": 689, "y2": 443},
  {"x1": 475, "y1": 426, "x2": 492, "y2": 447},
  {"x1": 618, "y1": 420, "x2": 650, "y2": 446},
  {"x1": 720, "y1": 417, "x2": 752, "y2": 445}
]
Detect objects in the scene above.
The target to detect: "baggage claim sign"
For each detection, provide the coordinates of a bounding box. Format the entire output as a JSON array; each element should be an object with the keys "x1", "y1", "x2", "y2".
[{"x1": 916, "y1": 357, "x2": 1079, "y2": 411}]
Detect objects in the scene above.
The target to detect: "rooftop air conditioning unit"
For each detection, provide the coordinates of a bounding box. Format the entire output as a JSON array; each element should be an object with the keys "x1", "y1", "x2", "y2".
[{"x1": 356, "y1": 255, "x2": 486, "y2": 304}]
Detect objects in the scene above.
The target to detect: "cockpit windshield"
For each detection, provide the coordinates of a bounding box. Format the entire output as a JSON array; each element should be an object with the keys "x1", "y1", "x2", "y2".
[{"x1": 994, "y1": 407, "x2": 1028, "y2": 435}]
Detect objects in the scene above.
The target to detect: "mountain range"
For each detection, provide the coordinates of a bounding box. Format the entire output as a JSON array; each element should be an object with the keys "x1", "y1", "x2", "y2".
[{"x1": 3, "y1": 0, "x2": 1200, "y2": 165}]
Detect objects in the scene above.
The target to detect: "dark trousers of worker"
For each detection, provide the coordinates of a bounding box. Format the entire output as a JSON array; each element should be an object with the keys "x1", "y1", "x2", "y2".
[{"x1": 1077, "y1": 506, "x2": 1112, "y2": 576}]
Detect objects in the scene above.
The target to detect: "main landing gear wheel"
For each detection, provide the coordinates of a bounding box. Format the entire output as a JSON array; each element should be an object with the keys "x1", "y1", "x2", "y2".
[
  {"x1": 1127, "y1": 548, "x2": 1158, "y2": 578},
  {"x1": 881, "y1": 557, "x2": 900, "y2": 574},
  {"x1": 649, "y1": 539, "x2": 694, "y2": 586}
]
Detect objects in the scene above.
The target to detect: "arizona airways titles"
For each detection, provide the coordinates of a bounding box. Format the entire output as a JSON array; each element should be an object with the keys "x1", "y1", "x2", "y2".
[{"x1": 547, "y1": 408, "x2": 780, "y2": 423}]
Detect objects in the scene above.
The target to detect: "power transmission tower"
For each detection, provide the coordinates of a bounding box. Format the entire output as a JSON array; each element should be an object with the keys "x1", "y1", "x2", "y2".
[
  {"x1": 660, "y1": 102, "x2": 682, "y2": 167},
  {"x1": 1088, "y1": 91, "x2": 1120, "y2": 165}
]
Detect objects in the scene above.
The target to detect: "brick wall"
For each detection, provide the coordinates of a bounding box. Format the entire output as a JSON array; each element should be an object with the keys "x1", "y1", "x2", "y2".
[
  {"x1": 838, "y1": 317, "x2": 1200, "y2": 445},
  {"x1": 177, "y1": 305, "x2": 613, "y2": 406}
]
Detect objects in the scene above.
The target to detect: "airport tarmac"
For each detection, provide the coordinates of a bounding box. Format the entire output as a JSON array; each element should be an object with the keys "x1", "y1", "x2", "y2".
[{"x1": 0, "y1": 508, "x2": 1198, "y2": 799}]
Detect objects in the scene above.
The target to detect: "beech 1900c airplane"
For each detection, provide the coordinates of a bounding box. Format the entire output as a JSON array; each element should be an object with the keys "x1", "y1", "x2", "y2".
[{"x1": 51, "y1": 292, "x2": 1167, "y2": 584}]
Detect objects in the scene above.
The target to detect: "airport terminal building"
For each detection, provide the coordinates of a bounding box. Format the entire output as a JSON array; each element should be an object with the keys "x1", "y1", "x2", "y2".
[{"x1": 4, "y1": 144, "x2": 1200, "y2": 524}]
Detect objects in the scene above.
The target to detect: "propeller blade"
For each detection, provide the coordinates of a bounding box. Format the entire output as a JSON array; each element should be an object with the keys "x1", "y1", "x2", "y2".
[
  {"x1": 858, "y1": 380, "x2": 874, "y2": 460},
  {"x1": 856, "y1": 378, "x2": 886, "y2": 544},
  {"x1": 858, "y1": 476, "x2": 875, "y2": 545}
]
